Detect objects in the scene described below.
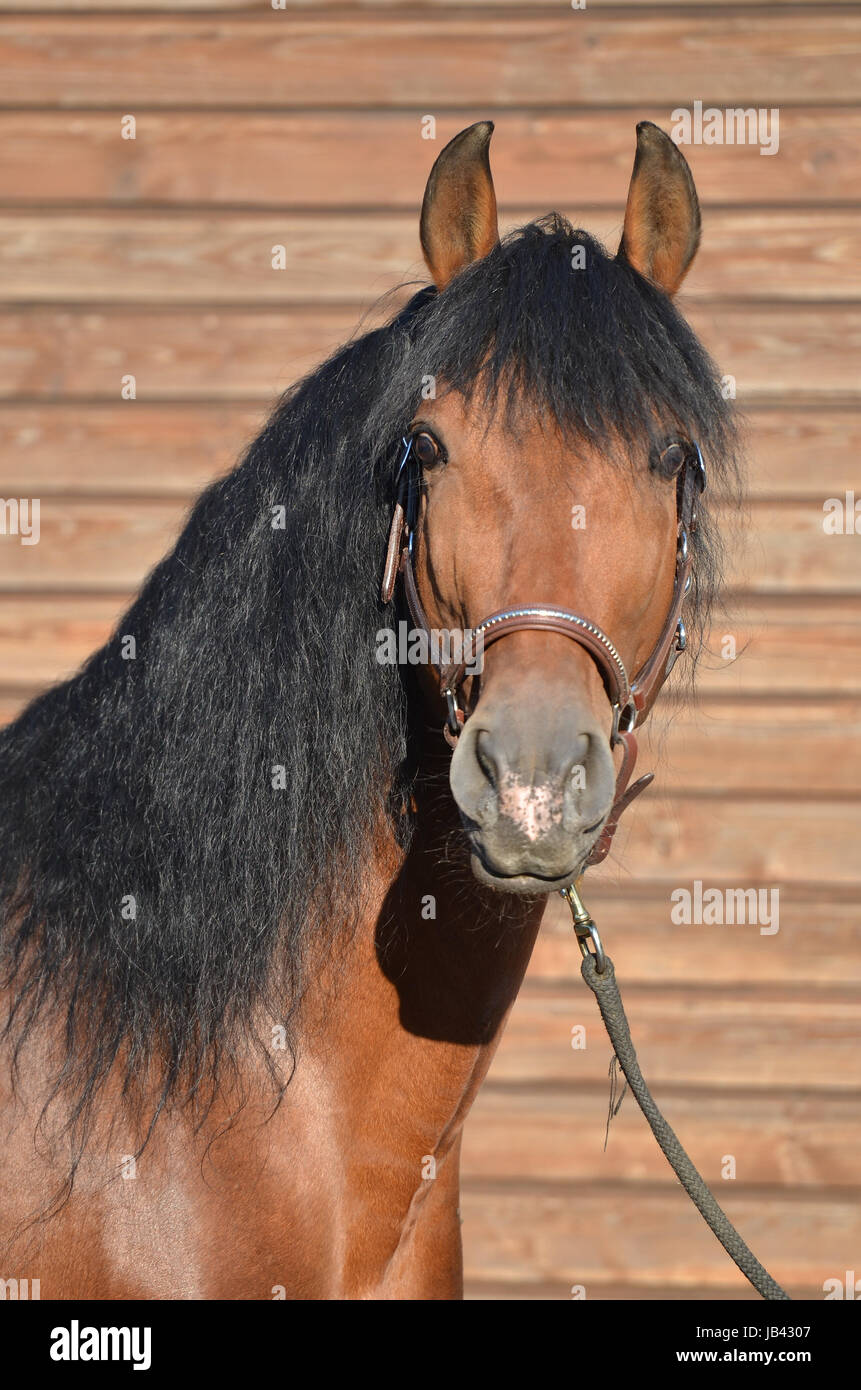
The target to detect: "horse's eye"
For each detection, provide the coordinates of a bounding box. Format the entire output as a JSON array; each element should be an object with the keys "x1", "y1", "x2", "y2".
[
  {"x1": 412, "y1": 430, "x2": 443, "y2": 468},
  {"x1": 654, "y1": 441, "x2": 687, "y2": 477}
]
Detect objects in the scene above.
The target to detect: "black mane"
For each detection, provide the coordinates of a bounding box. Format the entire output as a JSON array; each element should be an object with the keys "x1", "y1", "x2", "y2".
[{"x1": 0, "y1": 217, "x2": 739, "y2": 1160}]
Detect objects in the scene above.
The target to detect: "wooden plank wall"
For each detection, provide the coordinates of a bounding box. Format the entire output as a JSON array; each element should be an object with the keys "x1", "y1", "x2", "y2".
[{"x1": 0, "y1": 0, "x2": 859, "y2": 1300}]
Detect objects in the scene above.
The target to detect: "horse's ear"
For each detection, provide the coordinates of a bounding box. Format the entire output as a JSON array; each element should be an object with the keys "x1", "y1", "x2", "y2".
[
  {"x1": 617, "y1": 121, "x2": 701, "y2": 296},
  {"x1": 420, "y1": 122, "x2": 499, "y2": 291}
]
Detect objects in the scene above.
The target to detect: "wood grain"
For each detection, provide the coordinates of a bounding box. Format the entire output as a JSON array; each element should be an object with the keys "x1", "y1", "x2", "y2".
[
  {"x1": 0, "y1": 306, "x2": 349, "y2": 401},
  {"x1": 531, "y1": 889, "x2": 861, "y2": 986},
  {"x1": 2, "y1": 1, "x2": 852, "y2": 11},
  {"x1": 462, "y1": 1086, "x2": 861, "y2": 1187},
  {"x1": 459, "y1": 1186, "x2": 858, "y2": 1295},
  {"x1": 694, "y1": 597, "x2": 861, "y2": 695},
  {"x1": 0, "y1": 499, "x2": 184, "y2": 591},
  {"x1": 0, "y1": 15, "x2": 856, "y2": 107},
  {"x1": 0, "y1": 592, "x2": 127, "y2": 688},
  {"x1": 689, "y1": 310, "x2": 861, "y2": 410},
  {"x1": 639, "y1": 696, "x2": 861, "y2": 793},
  {"x1": 463, "y1": 1280, "x2": 763, "y2": 1301},
  {"x1": 490, "y1": 984, "x2": 861, "y2": 1087},
  {"x1": 0, "y1": 403, "x2": 265, "y2": 496},
  {"x1": 725, "y1": 501, "x2": 861, "y2": 594},
  {"x1": 588, "y1": 794, "x2": 861, "y2": 886},
  {"x1": 0, "y1": 108, "x2": 857, "y2": 207},
  {"x1": 1, "y1": 208, "x2": 859, "y2": 303}
]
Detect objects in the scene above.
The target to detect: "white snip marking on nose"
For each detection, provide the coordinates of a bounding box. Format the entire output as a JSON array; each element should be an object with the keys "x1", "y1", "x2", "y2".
[{"x1": 497, "y1": 775, "x2": 562, "y2": 842}]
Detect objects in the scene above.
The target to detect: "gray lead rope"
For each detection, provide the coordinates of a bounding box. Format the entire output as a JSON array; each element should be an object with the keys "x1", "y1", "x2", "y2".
[{"x1": 563, "y1": 884, "x2": 790, "y2": 1301}]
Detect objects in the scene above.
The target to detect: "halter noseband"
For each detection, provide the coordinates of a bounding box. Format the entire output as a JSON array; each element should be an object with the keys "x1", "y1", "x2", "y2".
[{"x1": 381, "y1": 435, "x2": 706, "y2": 866}]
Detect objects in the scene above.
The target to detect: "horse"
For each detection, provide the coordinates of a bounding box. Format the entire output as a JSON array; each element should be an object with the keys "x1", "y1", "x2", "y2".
[{"x1": 0, "y1": 121, "x2": 738, "y2": 1299}]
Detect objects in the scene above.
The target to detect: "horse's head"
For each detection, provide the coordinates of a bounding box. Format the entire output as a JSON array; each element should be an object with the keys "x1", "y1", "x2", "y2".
[{"x1": 387, "y1": 122, "x2": 730, "y2": 893}]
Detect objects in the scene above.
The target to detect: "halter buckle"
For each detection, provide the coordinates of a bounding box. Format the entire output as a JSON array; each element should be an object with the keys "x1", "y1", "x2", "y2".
[
  {"x1": 443, "y1": 688, "x2": 463, "y2": 741},
  {"x1": 612, "y1": 699, "x2": 638, "y2": 743},
  {"x1": 663, "y1": 619, "x2": 688, "y2": 679}
]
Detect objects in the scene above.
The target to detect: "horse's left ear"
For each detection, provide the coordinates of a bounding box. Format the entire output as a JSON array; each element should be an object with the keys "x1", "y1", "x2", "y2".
[
  {"x1": 420, "y1": 122, "x2": 499, "y2": 291},
  {"x1": 617, "y1": 121, "x2": 701, "y2": 296}
]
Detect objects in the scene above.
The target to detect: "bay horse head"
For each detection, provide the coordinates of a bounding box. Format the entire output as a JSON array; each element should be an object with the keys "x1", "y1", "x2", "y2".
[{"x1": 384, "y1": 121, "x2": 725, "y2": 893}]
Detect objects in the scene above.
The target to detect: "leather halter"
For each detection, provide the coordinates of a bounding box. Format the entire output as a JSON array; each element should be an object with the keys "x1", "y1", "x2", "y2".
[{"x1": 381, "y1": 436, "x2": 706, "y2": 866}]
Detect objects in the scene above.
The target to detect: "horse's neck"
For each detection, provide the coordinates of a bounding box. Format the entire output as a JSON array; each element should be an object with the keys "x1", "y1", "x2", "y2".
[{"x1": 287, "y1": 747, "x2": 544, "y2": 1290}]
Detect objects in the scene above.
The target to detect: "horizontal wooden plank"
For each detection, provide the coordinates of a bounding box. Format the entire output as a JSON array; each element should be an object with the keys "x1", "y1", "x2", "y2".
[
  {"x1": 0, "y1": 0, "x2": 270, "y2": 7},
  {"x1": 737, "y1": 407, "x2": 861, "y2": 495},
  {"x1": 460, "y1": 1185, "x2": 858, "y2": 1295},
  {"x1": 0, "y1": 108, "x2": 858, "y2": 207},
  {"x1": 464, "y1": 1279, "x2": 762, "y2": 1301},
  {"x1": 2, "y1": 1, "x2": 850, "y2": 11},
  {"x1": 462, "y1": 1086, "x2": 861, "y2": 1187},
  {"x1": 0, "y1": 691, "x2": 27, "y2": 723},
  {"x1": 0, "y1": 306, "x2": 344, "y2": 401},
  {"x1": 592, "y1": 794, "x2": 861, "y2": 885},
  {"x1": 535, "y1": 883, "x2": 861, "y2": 985},
  {"x1": 489, "y1": 985, "x2": 861, "y2": 1087},
  {"x1": 640, "y1": 696, "x2": 861, "y2": 793},
  {"x1": 0, "y1": 593, "x2": 126, "y2": 690},
  {"x1": 689, "y1": 309, "x2": 861, "y2": 410},
  {"x1": 726, "y1": 502, "x2": 861, "y2": 594},
  {"x1": 0, "y1": 403, "x2": 264, "y2": 496},
  {"x1": 1, "y1": 209, "x2": 859, "y2": 303},
  {"x1": 0, "y1": 499, "x2": 855, "y2": 592},
  {"x1": 1, "y1": 403, "x2": 857, "y2": 498},
  {"x1": 0, "y1": 499, "x2": 183, "y2": 591},
  {"x1": 0, "y1": 15, "x2": 856, "y2": 107},
  {"x1": 1, "y1": 306, "x2": 858, "y2": 407},
  {"x1": 695, "y1": 597, "x2": 861, "y2": 696}
]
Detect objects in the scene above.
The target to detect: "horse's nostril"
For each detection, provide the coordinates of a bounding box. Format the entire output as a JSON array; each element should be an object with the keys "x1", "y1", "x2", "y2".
[{"x1": 475, "y1": 730, "x2": 499, "y2": 789}]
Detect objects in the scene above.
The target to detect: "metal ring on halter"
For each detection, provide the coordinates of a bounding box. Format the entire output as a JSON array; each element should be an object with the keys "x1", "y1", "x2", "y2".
[
  {"x1": 612, "y1": 698, "x2": 638, "y2": 743},
  {"x1": 443, "y1": 688, "x2": 462, "y2": 739}
]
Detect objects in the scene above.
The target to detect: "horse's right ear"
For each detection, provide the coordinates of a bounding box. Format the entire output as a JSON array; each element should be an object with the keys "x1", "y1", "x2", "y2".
[
  {"x1": 617, "y1": 121, "x2": 701, "y2": 296},
  {"x1": 420, "y1": 122, "x2": 499, "y2": 291}
]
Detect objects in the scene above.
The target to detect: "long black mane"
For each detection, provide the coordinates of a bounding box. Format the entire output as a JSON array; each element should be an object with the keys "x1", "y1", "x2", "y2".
[{"x1": 0, "y1": 217, "x2": 739, "y2": 1159}]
